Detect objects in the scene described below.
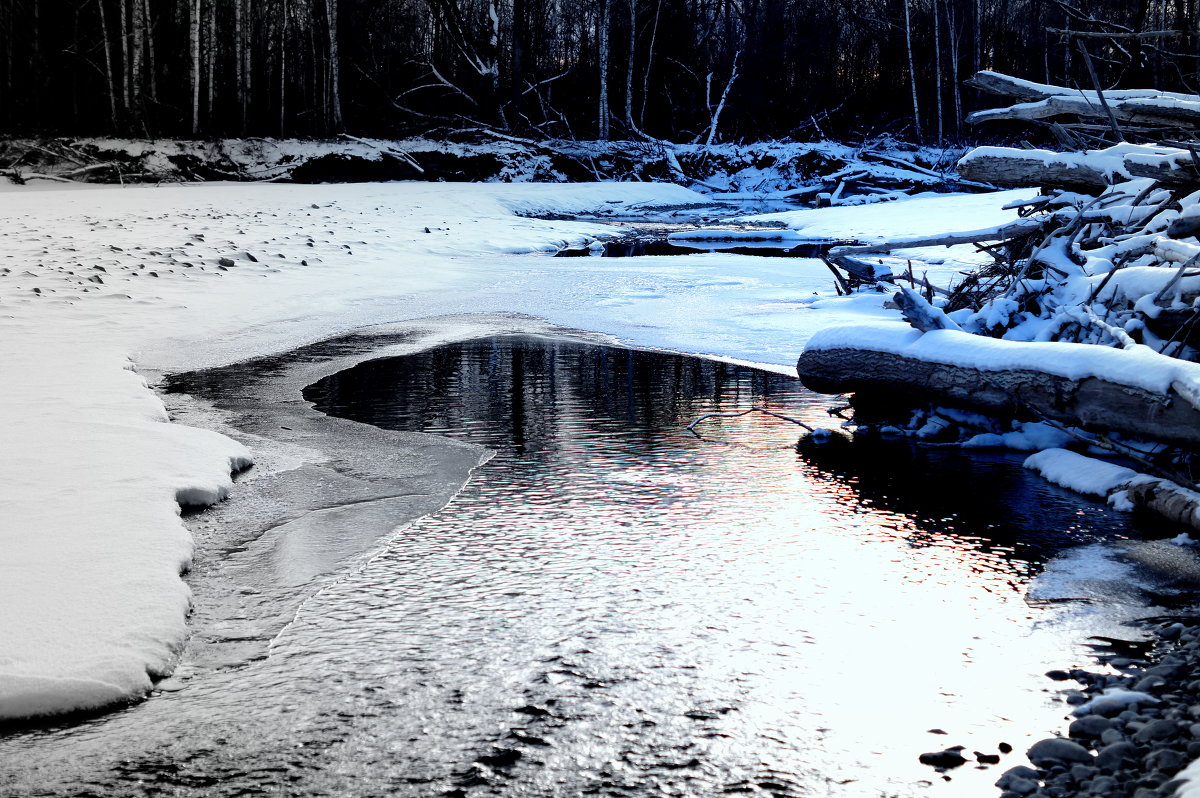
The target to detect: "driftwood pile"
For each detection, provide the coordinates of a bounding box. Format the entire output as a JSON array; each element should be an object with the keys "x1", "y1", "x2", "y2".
[{"x1": 804, "y1": 69, "x2": 1200, "y2": 523}]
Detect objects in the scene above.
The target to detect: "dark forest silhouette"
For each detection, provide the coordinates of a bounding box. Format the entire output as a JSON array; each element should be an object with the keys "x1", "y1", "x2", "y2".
[{"x1": 0, "y1": 0, "x2": 1196, "y2": 141}]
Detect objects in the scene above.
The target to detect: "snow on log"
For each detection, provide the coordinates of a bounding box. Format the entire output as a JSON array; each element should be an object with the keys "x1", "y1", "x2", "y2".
[
  {"x1": 965, "y1": 70, "x2": 1200, "y2": 128},
  {"x1": 894, "y1": 287, "x2": 961, "y2": 332},
  {"x1": 967, "y1": 95, "x2": 1200, "y2": 128},
  {"x1": 1124, "y1": 476, "x2": 1200, "y2": 529},
  {"x1": 965, "y1": 70, "x2": 1192, "y2": 104},
  {"x1": 827, "y1": 217, "x2": 1045, "y2": 255},
  {"x1": 1024, "y1": 448, "x2": 1138, "y2": 499},
  {"x1": 956, "y1": 144, "x2": 1196, "y2": 190},
  {"x1": 1024, "y1": 450, "x2": 1200, "y2": 532},
  {"x1": 796, "y1": 322, "x2": 1200, "y2": 448}
]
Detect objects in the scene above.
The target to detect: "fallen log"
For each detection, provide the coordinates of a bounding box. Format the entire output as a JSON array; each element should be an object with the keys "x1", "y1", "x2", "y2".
[
  {"x1": 968, "y1": 95, "x2": 1200, "y2": 129},
  {"x1": 956, "y1": 144, "x2": 1196, "y2": 189},
  {"x1": 965, "y1": 69, "x2": 1200, "y2": 132},
  {"x1": 828, "y1": 217, "x2": 1045, "y2": 255},
  {"x1": 796, "y1": 333, "x2": 1200, "y2": 449},
  {"x1": 827, "y1": 254, "x2": 892, "y2": 283},
  {"x1": 1125, "y1": 477, "x2": 1200, "y2": 529},
  {"x1": 966, "y1": 69, "x2": 1195, "y2": 107}
]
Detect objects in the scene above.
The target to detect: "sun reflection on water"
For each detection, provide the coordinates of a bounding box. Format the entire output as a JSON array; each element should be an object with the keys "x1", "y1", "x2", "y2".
[{"x1": 294, "y1": 335, "x2": 1148, "y2": 796}]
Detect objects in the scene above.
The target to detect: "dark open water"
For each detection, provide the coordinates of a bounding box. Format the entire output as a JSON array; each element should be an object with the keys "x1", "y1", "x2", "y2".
[{"x1": 0, "y1": 335, "x2": 1165, "y2": 797}]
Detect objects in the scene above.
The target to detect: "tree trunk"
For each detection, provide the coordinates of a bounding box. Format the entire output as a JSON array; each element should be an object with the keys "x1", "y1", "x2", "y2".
[
  {"x1": 933, "y1": 0, "x2": 944, "y2": 142},
  {"x1": 625, "y1": 0, "x2": 636, "y2": 131},
  {"x1": 973, "y1": 0, "x2": 981, "y2": 79},
  {"x1": 97, "y1": 0, "x2": 119, "y2": 130},
  {"x1": 796, "y1": 342, "x2": 1200, "y2": 449},
  {"x1": 512, "y1": 0, "x2": 527, "y2": 124},
  {"x1": 190, "y1": 0, "x2": 200, "y2": 136},
  {"x1": 280, "y1": 0, "x2": 289, "y2": 137},
  {"x1": 129, "y1": 0, "x2": 143, "y2": 121},
  {"x1": 903, "y1": 0, "x2": 921, "y2": 139},
  {"x1": 639, "y1": 0, "x2": 661, "y2": 130},
  {"x1": 955, "y1": 145, "x2": 1199, "y2": 191},
  {"x1": 242, "y1": 0, "x2": 252, "y2": 127},
  {"x1": 598, "y1": 0, "x2": 610, "y2": 140},
  {"x1": 144, "y1": 0, "x2": 157, "y2": 107},
  {"x1": 118, "y1": 0, "x2": 130, "y2": 116},
  {"x1": 234, "y1": 0, "x2": 246, "y2": 133},
  {"x1": 205, "y1": 0, "x2": 215, "y2": 127}
]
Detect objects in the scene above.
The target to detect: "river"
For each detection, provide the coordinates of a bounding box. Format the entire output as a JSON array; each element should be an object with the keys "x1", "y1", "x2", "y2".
[{"x1": 0, "y1": 330, "x2": 1173, "y2": 798}]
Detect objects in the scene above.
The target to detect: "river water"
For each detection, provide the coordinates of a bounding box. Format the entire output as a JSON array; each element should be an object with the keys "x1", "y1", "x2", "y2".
[{"x1": 0, "y1": 334, "x2": 1172, "y2": 797}]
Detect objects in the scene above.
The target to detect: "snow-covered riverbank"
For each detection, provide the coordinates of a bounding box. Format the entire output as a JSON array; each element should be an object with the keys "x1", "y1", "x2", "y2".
[{"x1": 0, "y1": 181, "x2": 1034, "y2": 721}]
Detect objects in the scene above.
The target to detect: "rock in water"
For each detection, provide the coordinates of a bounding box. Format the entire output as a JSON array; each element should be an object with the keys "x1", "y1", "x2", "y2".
[{"x1": 919, "y1": 747, "x2": 968, "y2": 769}]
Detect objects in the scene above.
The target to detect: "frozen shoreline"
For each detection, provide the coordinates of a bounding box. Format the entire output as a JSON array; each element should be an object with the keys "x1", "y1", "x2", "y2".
[{"x1": 0, "y1": 180, "x2": 1034, "y2": 723}]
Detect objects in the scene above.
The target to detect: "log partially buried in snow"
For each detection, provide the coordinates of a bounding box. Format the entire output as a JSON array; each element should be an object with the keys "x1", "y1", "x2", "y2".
[
  {"x1": 956, "y1": 143, "x2": 1198, "y2": 190},
  {"x1": 796, "y1": 322, "x2": 1200, "y2": 448}
]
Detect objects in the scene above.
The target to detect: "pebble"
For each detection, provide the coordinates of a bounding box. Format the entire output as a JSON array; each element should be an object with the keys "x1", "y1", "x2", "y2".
[
  {"x1": 1024, "y1": 619, "x2": 1200, "y2": 798},
  {"x1": 996, "y1": 765, "x2": 1041, "y2": 792},
  {"x1": 1133, "y1": 719, "x2": 1179, "y2": 743},
  {"x1": 1096, "y1": 741, "x2": 1139, "y2": 771},
  {"x1": 918, "y1": 747, "x2": 967, "y2": 769},
  {"x1": 1146, "y1": 748, "x2": 1187, "y2": 772},
  {"x1": 1069, "y1": 715, "x2": 1112, "y2": 738},
  {"x1": 1027, "y1": 738, "x2": 1094, "y2": 767}
]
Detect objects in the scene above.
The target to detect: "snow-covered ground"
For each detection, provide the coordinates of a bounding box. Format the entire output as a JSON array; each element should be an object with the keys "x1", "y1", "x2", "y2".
[{"x1": 0, "y1": 181, "x2": 1034, "y2": 721}]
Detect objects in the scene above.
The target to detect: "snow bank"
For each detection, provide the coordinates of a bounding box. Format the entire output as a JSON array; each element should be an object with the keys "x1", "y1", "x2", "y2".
[
  {"x1": 0, "y1": 177, "x2": 1051, "y2": 721},
  {"x1": 804, "y1": 321, "x2": 1200, "y2": 398},
  {"x1": 744, "y1": 187, "x2": 1038, "y2": 242},
  {"x1": 1023, "y1": 449, "x2": 1138, "y2": 499},
  {"x1": 0, "y1": 332, "x2": 250, "y2": 720},
  {"x1": 1, "y1": 180, "x2": 722, "y2": 720}
]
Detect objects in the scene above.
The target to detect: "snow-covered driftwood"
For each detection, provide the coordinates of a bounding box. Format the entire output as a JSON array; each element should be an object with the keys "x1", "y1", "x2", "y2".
[
  {"x1": 796, "y1": 324, "x2": 1200, "y2": 449},
  {"x1": 966, "y1": 70, "x2": 1200, "y2": 129},
  {"x1": 827, "y1": 217, "x2": 1047, "y2": 255},
  {"x1": 956, "y1": 144, "x2": 1198, "y2": 190}
]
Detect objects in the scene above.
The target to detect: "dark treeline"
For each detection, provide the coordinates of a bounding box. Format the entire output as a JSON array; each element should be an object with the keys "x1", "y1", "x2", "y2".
[{"x1": 1, "y1": 0, "x2": 1198, "y2": 142}]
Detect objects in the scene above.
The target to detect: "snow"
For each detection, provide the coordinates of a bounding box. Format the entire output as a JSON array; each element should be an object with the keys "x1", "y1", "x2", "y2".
[
  {"x1": 963, "y1": 422, "x2": 1076, "y2": 452},
  {"x1": 744, "y1": 187, "x2": 1039, "y2": 242},
  {"x1": 959, "y1": 143, "x2": 1187, "y2": 185},
  {"x1": 0, "y1": 176, "x2": 1096, "y2": 720},
  {"x1": 804, "y1": 321, "x2": 1200, "y2": 398},
  {"x1": 1023, "y1": 449, "x2": 1138, "y2": 499},
  {"x1": 1070, "y1": 687, "x2": 1161, "y2": 717},
  {"x1": 1, "y1": 342, "x2": 252, "y2": 719},
  {"x1": 0, "y1": 180, "x2": 718, "y2": 720}
]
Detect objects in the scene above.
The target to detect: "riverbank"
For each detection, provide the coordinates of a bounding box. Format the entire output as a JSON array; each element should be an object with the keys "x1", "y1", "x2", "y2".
[
  {"x1": 1006, "y1": 610, "x2": 1200, "y2": 798},
  {"x1": 7, "y1": 179, "x2": 1031, "y2": 721},
  {"x1": 4, "y1": 175, "x2": 1182, "y2": 796}
]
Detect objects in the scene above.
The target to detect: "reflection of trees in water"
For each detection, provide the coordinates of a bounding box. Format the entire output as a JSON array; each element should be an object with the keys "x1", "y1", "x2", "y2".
[
  {"x1": 174, "y1": 332, "x2": 1146, "y2": 577},
  {"x1": 304, "y1": 335, "x2": 795, "y2": 458},
  {"x1": 795, "y1": 434, "x2": 1143, "y2": 571}
]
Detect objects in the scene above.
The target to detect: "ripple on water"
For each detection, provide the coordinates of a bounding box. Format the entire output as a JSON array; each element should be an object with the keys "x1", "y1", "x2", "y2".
[{"x1": 0, "y1": 334, "x2": 1165, "y2": 798}]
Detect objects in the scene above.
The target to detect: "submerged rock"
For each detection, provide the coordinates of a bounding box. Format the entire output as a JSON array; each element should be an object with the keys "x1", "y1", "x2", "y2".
[{"x1": 918, "y1": 746, "x2": 967, "y2": 769}]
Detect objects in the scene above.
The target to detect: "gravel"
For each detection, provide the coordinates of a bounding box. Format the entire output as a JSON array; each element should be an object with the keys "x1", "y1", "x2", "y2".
[{"x1": 996, "y1": 617, "x2": 1200, "y2": 797}]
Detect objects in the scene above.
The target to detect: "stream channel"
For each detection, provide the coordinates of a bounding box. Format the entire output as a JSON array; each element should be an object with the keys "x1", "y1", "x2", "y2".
[
  {"x1": 0, "y1": 316, "x2": 1188, "y2": 798},
  {"x1": 0, "y1": 319, "x2": 1180, "y2": 796}
]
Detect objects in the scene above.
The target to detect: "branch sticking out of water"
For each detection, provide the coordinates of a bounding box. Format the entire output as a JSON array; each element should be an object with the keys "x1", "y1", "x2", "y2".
[{"x1": 686, "y1": 407, "x2": 815, "y2": 435}]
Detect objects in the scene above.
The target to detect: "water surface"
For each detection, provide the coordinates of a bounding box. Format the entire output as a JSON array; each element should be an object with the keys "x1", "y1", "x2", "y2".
[{"x1": 0, "y1": 334, "x2": 1161, "y2": 797}]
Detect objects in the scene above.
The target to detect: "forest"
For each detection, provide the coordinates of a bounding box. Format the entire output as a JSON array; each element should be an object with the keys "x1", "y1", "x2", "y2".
[{"x1": 0, "y1": 0, "x2": 1197, "y2": 143}]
